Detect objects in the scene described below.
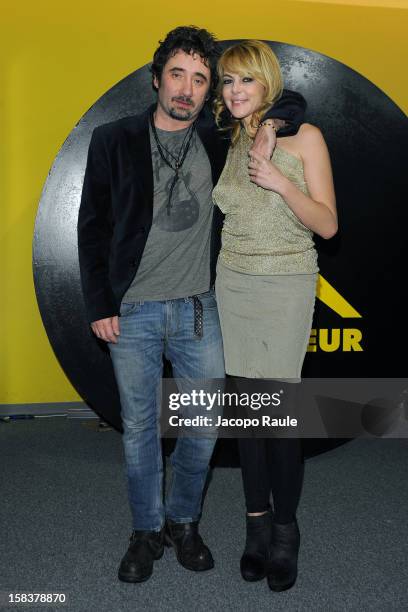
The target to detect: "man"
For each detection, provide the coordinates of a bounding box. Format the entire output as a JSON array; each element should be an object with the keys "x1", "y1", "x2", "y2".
[{"x1": 78, "y1": 25, "x2": 306, "y2": 583}]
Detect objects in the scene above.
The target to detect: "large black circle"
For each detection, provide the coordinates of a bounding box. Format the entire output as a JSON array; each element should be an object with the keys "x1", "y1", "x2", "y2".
[{"x1": 33, "y1": 42, "x2": 408, "y2": 456}]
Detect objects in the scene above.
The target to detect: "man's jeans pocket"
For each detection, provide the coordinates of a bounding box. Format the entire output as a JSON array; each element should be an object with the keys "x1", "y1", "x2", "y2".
[
  {"x1": 120, "y1": 301, "x2": 143, "y2": 317},
  {"x1": 196, "y1": 288, "x2": 217, "y2": 310}
]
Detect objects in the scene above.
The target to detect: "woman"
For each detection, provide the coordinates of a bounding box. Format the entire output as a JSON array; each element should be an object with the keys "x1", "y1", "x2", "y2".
[{"x1": 212, "y1": 41, "x2": 337, "y2": 592}]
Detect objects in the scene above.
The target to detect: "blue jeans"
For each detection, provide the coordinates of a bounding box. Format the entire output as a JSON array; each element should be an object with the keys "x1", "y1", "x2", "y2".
[{"x1": 108, "y1": 289, "x2": 225, "y2": 531}]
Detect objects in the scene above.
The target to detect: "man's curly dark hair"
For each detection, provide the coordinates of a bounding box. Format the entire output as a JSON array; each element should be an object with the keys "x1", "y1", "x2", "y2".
[{"x1": 151, "y1": 26, "x2": 220, "y2": 95}]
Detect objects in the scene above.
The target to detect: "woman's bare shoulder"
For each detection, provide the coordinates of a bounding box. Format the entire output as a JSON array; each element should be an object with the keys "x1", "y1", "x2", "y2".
[
  {"x1": 294, "y1": 123, "x2": 327, "y2": 158},
  {"x1": 297, "y1": 123, "x2": 324, "y2": 141},
  {"x1": 279, "y1": 123, "x2": 323, "y2": 147},
  {"x1": 278, "y1": 124, "x2": 327, "y2": 160}
]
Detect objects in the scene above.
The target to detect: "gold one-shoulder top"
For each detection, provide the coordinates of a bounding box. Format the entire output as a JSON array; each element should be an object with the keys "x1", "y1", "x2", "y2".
[{"x1": 212, "y1": 129, "x2": 318, "y2": 275}]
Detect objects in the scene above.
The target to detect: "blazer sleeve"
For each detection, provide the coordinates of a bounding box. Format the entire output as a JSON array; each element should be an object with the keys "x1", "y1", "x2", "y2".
[
  {"x1": 77, "y1": 127, "x2": 118, "y2": 323},
  {"x1": 262, "y1": 88, "x2": 307, "y2": 137}
]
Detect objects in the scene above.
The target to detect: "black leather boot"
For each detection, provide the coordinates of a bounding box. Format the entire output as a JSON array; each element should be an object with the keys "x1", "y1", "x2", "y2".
[
  {"x1": 164, "y1": 519, "x2": 214, "y2": 571},
  {"x1": 267, "y1": 518, "x2": 300, "y2": 592},
  {"x1": 118, "y1": 529, "x2": 164, "y2": 583},
  {"x1": 240, "y1": 510, "x2": 272, "y2": 581}
]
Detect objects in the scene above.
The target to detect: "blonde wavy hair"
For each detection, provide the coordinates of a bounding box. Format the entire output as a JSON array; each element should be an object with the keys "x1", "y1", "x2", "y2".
[{"x1": 214, "y1": 40, "x2": 283, "y2": 146}]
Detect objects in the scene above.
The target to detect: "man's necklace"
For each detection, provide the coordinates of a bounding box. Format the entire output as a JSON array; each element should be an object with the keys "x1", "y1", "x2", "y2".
[{"x1": 150, "y1": 110, "x2": 197, "y2": 215}]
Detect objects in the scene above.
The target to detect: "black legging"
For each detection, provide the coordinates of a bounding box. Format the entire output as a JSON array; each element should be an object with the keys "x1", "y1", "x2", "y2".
[{"x1": 234, "y1": 377, "x2": 304, "y2": 523}]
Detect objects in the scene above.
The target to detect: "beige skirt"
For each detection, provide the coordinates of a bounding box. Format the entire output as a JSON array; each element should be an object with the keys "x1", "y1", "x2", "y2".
[{"x1": 215, "y1": 260, "x2": 317, "y2": 379}]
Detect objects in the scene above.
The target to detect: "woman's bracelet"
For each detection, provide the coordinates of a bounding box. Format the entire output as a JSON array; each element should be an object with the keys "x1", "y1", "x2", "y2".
[{"x1": 258, "y1": 120, "x2": 277, "y2": 131}]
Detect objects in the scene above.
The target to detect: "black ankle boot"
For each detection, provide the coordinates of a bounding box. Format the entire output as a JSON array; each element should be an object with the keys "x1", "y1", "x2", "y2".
[
  {"x1": 267, "y1": 518, "x2": 300, "y2": 592},
  {"x1": 118, "y1": 529, "x2": 164, "y2": 583},
  {"x1": 164, "y1": 519, "x2": 214, "y2": 571},
  {"x1": 240, "y1": 510, "x2": 272, "y2": 581}
]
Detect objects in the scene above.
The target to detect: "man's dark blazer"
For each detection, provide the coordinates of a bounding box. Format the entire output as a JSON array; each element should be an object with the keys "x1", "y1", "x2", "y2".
[{"x1": 78, "y1": 91, "x2": 306, "y2": 323}]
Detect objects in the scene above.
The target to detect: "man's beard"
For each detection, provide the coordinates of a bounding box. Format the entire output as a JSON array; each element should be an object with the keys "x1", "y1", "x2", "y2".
[
  {"x1": 168, "y1": 96, "x2": 196, "y2": 121},
  {"x1": 168, "y1": 107, "x2": 194, "y2": 121}
]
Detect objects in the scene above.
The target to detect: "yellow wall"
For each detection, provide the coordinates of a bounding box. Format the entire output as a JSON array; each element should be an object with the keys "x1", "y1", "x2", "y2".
[{"x1": 1, "y1": 0, "x2": 407, "y2": 404}]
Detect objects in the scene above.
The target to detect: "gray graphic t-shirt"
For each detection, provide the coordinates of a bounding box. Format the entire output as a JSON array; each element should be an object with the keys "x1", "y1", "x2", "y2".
[{"x1": 122, "y1": 124, "x2": 213, "y2": 302}]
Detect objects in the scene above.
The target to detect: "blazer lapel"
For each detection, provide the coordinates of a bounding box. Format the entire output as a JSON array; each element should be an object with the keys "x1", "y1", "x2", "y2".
[{"x1": 125, "y1": 107, "x2": 154, "y2": 207}]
